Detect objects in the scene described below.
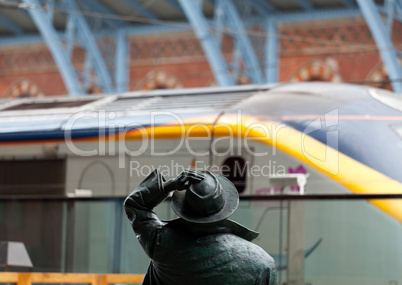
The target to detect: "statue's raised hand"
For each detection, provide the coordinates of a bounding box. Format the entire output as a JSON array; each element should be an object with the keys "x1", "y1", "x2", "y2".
[{"x1": 164, "y1": 169, "x2": 205, "y2": 193}]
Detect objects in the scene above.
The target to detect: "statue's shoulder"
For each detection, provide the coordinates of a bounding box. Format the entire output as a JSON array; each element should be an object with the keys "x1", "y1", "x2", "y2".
[{"x1": 217, "y1": 234, "x2": 275, "y2": 264}]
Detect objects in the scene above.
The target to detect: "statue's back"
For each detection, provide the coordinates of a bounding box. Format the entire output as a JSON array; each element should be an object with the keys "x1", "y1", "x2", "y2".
[{"x1": 147, "y1": 232, "x2": 277, "y2": 285}]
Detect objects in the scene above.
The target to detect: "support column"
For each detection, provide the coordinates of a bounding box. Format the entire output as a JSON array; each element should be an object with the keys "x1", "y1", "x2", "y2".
[
  {"x1": 24, "y1": 0, "x2": 115, "y2": 95},
  {"x1": 266, "y1": 18, "x2": 278, "y2": 83},
  {"x1": 221, "y1": 0, "x2": 264, "y2": 84},
  {"x1": 61, "y1": 0, "x2": 113, "y2": 93},
  {"x1": 356, "y1": 0, "x2": 402, "y2": 93},
  {"x1": 0, "y1": 14, "x2": 24, "y2": 35},
  {"x1": 178, "y1": 0, "x2": 234, "y2": 86},
  {"x1": 23, "y1": 0, "x2": 82, "y2": 96},
  {"x1": 115, "y1": 31, "x2": 129, "y2": 93}
]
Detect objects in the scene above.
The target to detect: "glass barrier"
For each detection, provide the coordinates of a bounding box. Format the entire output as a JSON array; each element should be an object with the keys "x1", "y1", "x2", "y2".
[{"x1": 1, "y1": 196, "x2": 401, "y2": 285}]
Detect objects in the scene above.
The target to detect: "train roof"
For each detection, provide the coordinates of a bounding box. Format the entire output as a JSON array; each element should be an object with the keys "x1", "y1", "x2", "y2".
[
  {"x1": 0, "y1": 82, "x2": 400, "y2": 115},
  {"x1": 0, "y1": 82, "x2": 401, "y2": 131},
  {"x1": 2, "y1": 82, "x2": 402, "y2": 195},
  {"x1": 0, "y1": 83, "x2": 272, "y2": 115}
]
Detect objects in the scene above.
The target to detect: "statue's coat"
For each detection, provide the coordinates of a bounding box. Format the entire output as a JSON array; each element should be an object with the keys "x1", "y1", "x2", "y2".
[{"x1": 124, "y1": 170, "x2": 277, "y2": 285}]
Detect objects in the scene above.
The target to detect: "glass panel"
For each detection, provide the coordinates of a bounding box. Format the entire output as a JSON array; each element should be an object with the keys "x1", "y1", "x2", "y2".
[
  {"x1": 0, "y1": 197, "x2": 401, "y2": 285},
  {"x1": 301, "y1": 199, "x2": 402, "y2": 285},
  {"x1": 0, "y1": 200, "x2": 64, "y2": 272},
  {"x1": 244, "y1": 198, "x2": 402, "y2": 285}
]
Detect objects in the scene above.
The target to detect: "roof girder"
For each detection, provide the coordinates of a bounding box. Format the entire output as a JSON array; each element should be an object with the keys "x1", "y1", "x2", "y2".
[
  {"x1": 163, "y1": 0, "x2": 182, "y2": 12},
  {"x1": 253, "y1": 0, "x2": 276, "y2": 14},
  {"x1": 0, "y1": 13, "x2": 24, "y2": 35},
  {"x1": 22, "y1": 0, "x2": 115, "y2": 96},
  {"x1": 61, "y1": 0, "x2": 113, "y2": 93},
  {"x1": 78, "y1": 0, "x2": 124, "y2": 30},
  {"x1": 265, "y1": 18, "x2": 278, "y2": 83},
  {"x1": 5, "y1": 0, "x2": 402, "y2": 95},
  {"x1": 178, "y1": 0, "x2": 234, "y2": 86},
  {"x1": 115, "y1": 30, "x2": 129, "y2": 93},
  {"x1": 339, "y1": 0, "x2": 356, "y2": 8},
  {"x1": 179, "y1": 0, "x2": 264, "y2": 86},
  {"x1": 23, "y1": 0, "x2": 82, "y2": 96},
  {"x1": 356, "y1": 0, "x2": 402, "y2": 93},
  {"x1": 217, "y1": 0, "x2": 264, "y2": 84},
  {"x1": 294, "y1": 0, "x2": 314, "y2": 10},
  {"x1": 120, "y1": 0, "x2": 158, "y2": 20}
]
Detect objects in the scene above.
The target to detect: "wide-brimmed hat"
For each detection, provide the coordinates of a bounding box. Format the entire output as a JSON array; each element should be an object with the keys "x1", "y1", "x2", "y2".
[{"x1": 171, "y1": 171, "x2": 239, "y2": 223}]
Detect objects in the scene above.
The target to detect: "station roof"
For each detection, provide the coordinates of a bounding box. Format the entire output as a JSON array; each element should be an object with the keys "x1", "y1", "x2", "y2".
[
  {"x1": 1, "y1": 0, "x2": 400, "y2": 95},
  {"x1": 0, "y1": 0, "x2": 385, "y2": 36}
]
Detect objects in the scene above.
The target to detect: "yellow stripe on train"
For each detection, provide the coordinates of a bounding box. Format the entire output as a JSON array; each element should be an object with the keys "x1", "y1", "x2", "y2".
[{"x1": 121, "y1": 114, "x2": 402, "y2": 222}]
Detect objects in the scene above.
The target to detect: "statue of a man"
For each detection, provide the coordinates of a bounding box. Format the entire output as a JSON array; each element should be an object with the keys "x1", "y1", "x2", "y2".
[{"x1": 124, "y1": 169, "x2": 277, "y2": 285}]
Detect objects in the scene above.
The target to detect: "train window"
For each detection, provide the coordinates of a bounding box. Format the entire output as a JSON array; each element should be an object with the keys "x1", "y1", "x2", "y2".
[
  {"x1": 1, "y1": 99, "x2": 97, "y2": 111},
  {"x1": 369, "y1": 88, "x2": 402, "y2": 112},
  {"x1": 221, "y1": 156, "x2": 247, "y2": 194},
  {"x1": 0, "y1": 159, "x2": 65, "y2": 196}
]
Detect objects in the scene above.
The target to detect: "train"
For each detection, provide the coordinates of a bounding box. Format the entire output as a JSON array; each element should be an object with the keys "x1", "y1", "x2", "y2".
[{"x1": 0, "y1": 82, "x2": 401, "y2": 284}]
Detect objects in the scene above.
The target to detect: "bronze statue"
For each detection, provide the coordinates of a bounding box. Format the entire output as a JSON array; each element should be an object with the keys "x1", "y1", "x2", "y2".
[{"x1": 124, "y1": 169, "x2": 277, "y2": 284}]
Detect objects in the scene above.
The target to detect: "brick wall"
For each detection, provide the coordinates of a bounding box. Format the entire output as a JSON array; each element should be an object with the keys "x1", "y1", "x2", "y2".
[{"x1": 0, "y1": 18, "x2": 400, "y2": 98}]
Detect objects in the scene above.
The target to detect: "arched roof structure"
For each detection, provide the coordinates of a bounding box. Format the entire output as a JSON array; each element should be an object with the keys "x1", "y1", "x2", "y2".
[{"x1": 0, "y1": 0, "x2": 400, "y2": 94}]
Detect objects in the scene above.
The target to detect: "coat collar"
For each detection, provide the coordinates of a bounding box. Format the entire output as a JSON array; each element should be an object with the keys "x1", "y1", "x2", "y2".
[{"x1": 167, "y1": 218, "x2": 259, "y2": 242}]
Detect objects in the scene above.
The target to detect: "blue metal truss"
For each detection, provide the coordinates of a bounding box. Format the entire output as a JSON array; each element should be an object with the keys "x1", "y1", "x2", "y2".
[
  {"x1": 178, "y1": 0, "x2": 233, "y2": 86},
  {"x1": 0, "y1": 24, "x2": 190, "y2": 46},
  {"x1": 8, "y1": 0, "x2": 402, "y2": 94},
  {"x1": 339, "y1": 0, "x2": 356, "y2": 8},
  {"x1": 385, "y1": 0, "x2": 395, "y2": 34},
  {"x1": 265, "y1": 18, "x2": 278, "y2": 83},
  {"x1": 275, "y1": 8, "x2": 362, "y2": 23},
  {"x1": 218, "y1": 0, "x2": 264, "y2": 84},
  {"x1": 23, "y1": 0, "x2": 82, "y2": 96},
  {"x1": 78, "y1": 0, "x2": 124, "y2": 30},
  {"x1": 0, "y1": 13, "x2": 24, "y2": 35},
  {"x1": 261, "y1": 1, "x2": 402, "y2": 93},
  {"x1": 0, "y1": 35, "x2": 43, "y2": 46},
  {"x1": 294, "y1": 0, "x2": 314, "y2": 10},
  {"x1": 163, "y1": 0, "x2": 182, "y2": 12},
  {"x1": 383, "y1": 0, "x2": 402, "y2": 32},
  {"x1": 253, "y1": 0, "x2": 276, "y2": 14},
  {"x1": 45, "y1": 0, "x2": 55, "y2": 23},
  {"x1": 115, "y1": 30, "x2": 128, "y2": 93},
  {"x1": 79, "y1": 0, "x2": 129, "y2": 93},
  {"x1": 80, "y1": 0, "x2": 117, "y2": 18},
  {"x1": 22, "y1": 0, "x2": 117, "y2": 95},
  {"x1": 177, "y1": 0, "x2": 374, "y2": 87},
  {"x1": 120, "y1": 0, "x2": 158, "y2": 20},
  {"x1": 61, "y1": 0, "x2": 113, "y2": 93},
  {"x1": 392, "y1": 0, "x2": 402, "y2": 22},
  {"x1": 179, "y1": 0, "x2": 264, "y2": 85},
  {"x1": 356, "y1": 0, "x2": 402, "y2": 93}
]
